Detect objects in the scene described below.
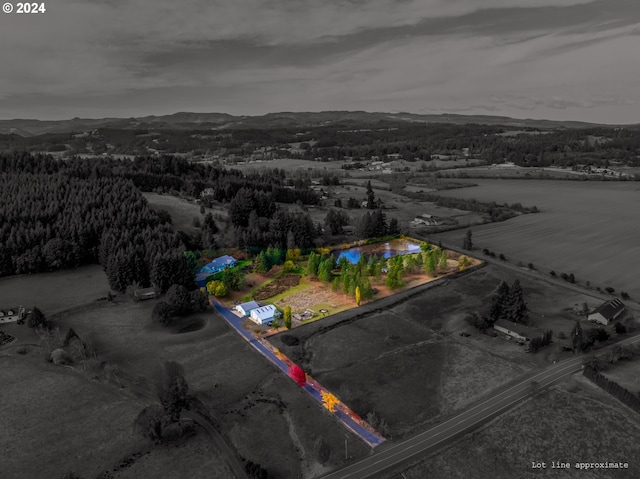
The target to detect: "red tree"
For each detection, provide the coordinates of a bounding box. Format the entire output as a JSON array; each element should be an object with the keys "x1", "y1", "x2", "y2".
[{"x1": 289, "y1": 364, "x2": 306, "y2": 387}]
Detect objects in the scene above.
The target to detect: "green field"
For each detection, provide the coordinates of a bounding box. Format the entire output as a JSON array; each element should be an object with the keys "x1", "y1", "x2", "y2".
[
  {"x1": 143, "y1": 192, "x2": 227, "y2": 234},
  {"x1": 0, "y1": 264, "x2": 110, "y2": 315},
  {"x1": 432, "y1": 179, "x2": 640, "y2": 298},
  {"x1": 27, "y1": 298, "x2": 370, "y2": 478}
]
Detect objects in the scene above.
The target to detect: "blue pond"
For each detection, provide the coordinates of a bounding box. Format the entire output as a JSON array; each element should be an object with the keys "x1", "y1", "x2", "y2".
[{"x1": 334, "y1": 239, "x2": 421, "y2": 264}]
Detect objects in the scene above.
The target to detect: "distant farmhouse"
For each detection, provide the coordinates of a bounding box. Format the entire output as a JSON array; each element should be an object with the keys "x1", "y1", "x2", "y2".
[
  {"x1": 0, "y1": 306, "x2": 26, "y2": 324},
  {"x1": 493, "y1": 319, "x2": 539, "y2": 343},
  {"x1": 588, "y1": 299, "x2": 625, "y2": 326},
  {"x1": 249, "y1": 305, "x2": 279, "y2": 325},
  {"x1": 235, "y1": 301, "x2": 260, "y2": 317}
]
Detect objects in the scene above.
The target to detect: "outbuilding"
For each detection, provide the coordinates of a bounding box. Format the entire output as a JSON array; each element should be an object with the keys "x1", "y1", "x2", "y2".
[
  {"x1": 235, "y1": 301, "x2": 260, "y2": 317},
  {"x1": 249, "y1": 305, "x2": 278, "y2": 325},
  {"x1": 588, "y1": 299, "x2": 625, "y2": 326}
]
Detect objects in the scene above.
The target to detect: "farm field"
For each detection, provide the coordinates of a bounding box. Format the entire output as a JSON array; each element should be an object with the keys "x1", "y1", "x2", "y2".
[
  {"x1": 143, "y1": 192, "x2": 226, "y2": 234},
  {"x1": 0, "y1": 264, "x2": 110, "y2": 315},
  {"x1": 288, "y1": 182, "x2": 486, "y2": 228},
  {"x1": 602, "y1": 359, "x2": 640, "y2": 395},
  {"x1": 42, "y1": 298, "x2": 369, "y2": 479},
  {"x1": 388, "y1": 375, "x2": 640, "y2": 479},
  {"x1": 431, "y1": 179, "x2": 640, "y2": 298},
  {"x1": 271, "y1": 264, "x2": 594, "y2": 439},
  {"x1": 0, "y1": 356, "x2": 148, "y2": 479}
]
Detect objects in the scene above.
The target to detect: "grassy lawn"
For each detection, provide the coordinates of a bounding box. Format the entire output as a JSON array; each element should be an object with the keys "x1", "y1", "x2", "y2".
[
  {"x1": 388, "y1": 375, "x2": 640, "y2": 479},
  {"x1": 0, "y1": 264, "x2": 110, "y2": 315}
]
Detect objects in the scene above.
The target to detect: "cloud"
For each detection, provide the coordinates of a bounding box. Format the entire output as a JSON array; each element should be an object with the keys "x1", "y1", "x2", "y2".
[{"x1": 2, "y1": 0, "x2": 640, "y2": 124}]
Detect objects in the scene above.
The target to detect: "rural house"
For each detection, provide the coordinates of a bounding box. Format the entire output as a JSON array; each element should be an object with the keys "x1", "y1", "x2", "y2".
[
  {"x1": 588, "y1": 299, "x2": 625, "y2": 325},
  {"x1": 249, "y1": 305, "x2": 279, "y2": 325},
  {"x1": 195, "y1": 255, "x2": 237, "y2": 287},
  {"x1": 201, "y1": 255, "x2": 237, "y2": 274},
  {"x1": 493, "y1": 319, "x2": 539, "y2": 342},
  {"x1": 235, "y1": 301, "x2": 260, "y2": 317},
  {"x1": 0, "y1": 306, "x2": 26, "y2": 324}
]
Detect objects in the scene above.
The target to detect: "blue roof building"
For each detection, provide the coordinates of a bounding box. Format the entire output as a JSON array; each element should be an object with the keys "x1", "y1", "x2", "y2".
[{"x1": 196, "y1": 255, "x2": 237, "y2": 287}]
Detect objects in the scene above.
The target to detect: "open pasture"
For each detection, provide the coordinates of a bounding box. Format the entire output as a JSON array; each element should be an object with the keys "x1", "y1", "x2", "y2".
[
  {"x1": 272, "y1": 264, "x2": 601, "y2": 438},
  {"x1": 0, "y1": 356, "x2": 144, "y2": 479},
  {"x1": 432, "y1": 179, "x2": 640, "y2": 298},
  {"x1": 143, "y1": 192, "x2": 226, "y2": 234},
  {"x1": 272, "y1": 265, "x2": 578, "y2": 438},
  {"x1": 389, "y1": 375, "x2": 640, "y2": 479},
  {"x1": 49, "y1": 299, "x2": 369, "y2": 478},
  {"x1": 0, "y1": 264, "x2": 110, "y2": 315}
]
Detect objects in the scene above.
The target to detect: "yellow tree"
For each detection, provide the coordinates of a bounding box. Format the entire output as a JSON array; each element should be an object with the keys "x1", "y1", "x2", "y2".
[
  {"x1": 321, "y1": 390, "x2": 340, "y2": 413},
  {"x1": 355, "y1": 286, "x2": 361, "y2": 306},
  {"x1": 458, "y1": 255, "x2": 471, "y2": 271},
  {"x1": 284, "y1": 305, "x2": 292, "y2": 329}
]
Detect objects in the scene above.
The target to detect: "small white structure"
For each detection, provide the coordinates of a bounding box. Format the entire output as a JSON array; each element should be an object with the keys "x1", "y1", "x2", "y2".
[
  {"x1": 250, "y1": 305, "x2": 278, "y2": 325},
  {"x1": 0, "y1": 306, "x2": 25, "y2": 324},
  {"x1": 235, "y1": 301, "x2": 260, "y2": 317},
  {"x1": 134, "y1": 287, "x2": 157, "y2": 301},
  {"x1": 588, "y1": 299, "x2": 625, "y2": 326}
]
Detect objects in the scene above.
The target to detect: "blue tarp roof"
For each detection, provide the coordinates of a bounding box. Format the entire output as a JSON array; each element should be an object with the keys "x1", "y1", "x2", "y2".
[{"x1": 199, "y1": 255, "x2": 236, "y2": 274}]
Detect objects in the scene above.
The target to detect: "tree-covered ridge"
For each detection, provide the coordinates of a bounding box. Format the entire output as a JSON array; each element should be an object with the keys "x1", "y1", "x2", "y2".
[
  {"x1": 2, "y1": 122, "x2": 640, "y2": 167},
  {"x1": 0, "y1": 152, "x2": 322, "y2": 204}
]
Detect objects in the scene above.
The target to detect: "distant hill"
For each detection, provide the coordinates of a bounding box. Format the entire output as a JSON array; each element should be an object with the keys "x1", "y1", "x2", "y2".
[{"x1": 0, "y1": 111, "x2": 632, "y2": 137}]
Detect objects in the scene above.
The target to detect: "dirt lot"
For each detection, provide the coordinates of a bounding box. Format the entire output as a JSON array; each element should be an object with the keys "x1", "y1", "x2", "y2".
[
  {"x1": 0, "y1": 264, "x2": 110, "y2": 315},
  {"x1": 253, "y1": 274, "x2": 301, "y2": 300},
  {"x1": 388, "y1": 374, "x2": 640, "y2": 479},
  {"x1": 271, "y1": 264, "x2": 599, "y2": 438},
  {"x1": 26, "y1": 298, "x2": 369, "y2": 479}
]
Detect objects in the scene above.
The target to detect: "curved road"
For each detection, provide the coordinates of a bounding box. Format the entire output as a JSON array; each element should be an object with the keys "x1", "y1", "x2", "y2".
[{"x1": 322, "y1": 332, "x2": 640, "y2": 479}]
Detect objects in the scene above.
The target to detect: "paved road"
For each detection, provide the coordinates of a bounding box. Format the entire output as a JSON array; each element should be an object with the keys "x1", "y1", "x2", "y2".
[
  {"x1": 322, "y1": 333, "x2": 640, "y2": 479},
  {"x1": 210, "y1": 298, "x2": 385, "y2": 447}
]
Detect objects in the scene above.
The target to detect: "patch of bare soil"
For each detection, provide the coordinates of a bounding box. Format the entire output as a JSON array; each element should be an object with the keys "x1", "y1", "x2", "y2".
[
  {"x1": 274, "y1": 284, "x2": 351, "y2": 312},
  {"x1": 253, "y1": 274, "x2": 300, "y2": 300}
]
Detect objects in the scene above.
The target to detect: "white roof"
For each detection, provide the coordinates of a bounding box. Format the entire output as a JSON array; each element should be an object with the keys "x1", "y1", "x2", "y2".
[
  {"x1": 236, "y1": 301, "x2": 259, "y2": 312},
  {"x1": 250, "y1": 305, "x2": 276, "y2": 320}
]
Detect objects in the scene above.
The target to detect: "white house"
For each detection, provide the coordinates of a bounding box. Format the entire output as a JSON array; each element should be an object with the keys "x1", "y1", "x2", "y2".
[
  {"x1": 250, "y1": 305, "x2": 278, "y2": 325},
  {"x1": 588, "y1": 299, "x2": 625, "y2": 326},
  {"x1": 235, "y1": 301, "x2": 260, "y2": 317},
  {"x1": 0, "y1": 307, "x2": 26, "y2": 324}
]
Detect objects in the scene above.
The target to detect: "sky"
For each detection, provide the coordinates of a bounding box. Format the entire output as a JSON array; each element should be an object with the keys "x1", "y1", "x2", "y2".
[{"x1": 1, "y1": 0, "x2": 639, "y2": 123}]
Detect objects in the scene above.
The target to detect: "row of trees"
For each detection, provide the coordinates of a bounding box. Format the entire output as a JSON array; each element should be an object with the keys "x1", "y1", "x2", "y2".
[
  {"x1": 528, "y1": 330, "x2": 553, "y2": 353},
  {"x1": 570, "y1": 321, "x2": 610, "y2": 353},
  {"x1": 583, "y1": 365, "x2": 640, "y2": 414}
]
